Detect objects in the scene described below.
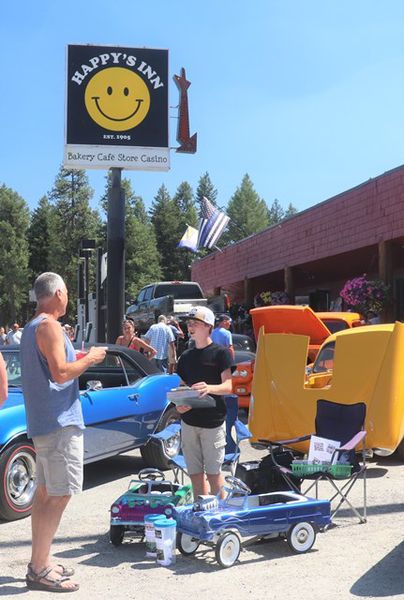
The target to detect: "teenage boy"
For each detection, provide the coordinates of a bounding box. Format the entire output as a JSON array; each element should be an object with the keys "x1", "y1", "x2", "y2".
[{"x1": 176, "y1": 306, "x2": 233, "y2": 498}]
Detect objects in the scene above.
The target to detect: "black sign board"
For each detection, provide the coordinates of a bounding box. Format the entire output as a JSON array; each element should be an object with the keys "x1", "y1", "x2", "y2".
[{"x1": 65, "y1": 44, "x2": 169, "y2": 170}]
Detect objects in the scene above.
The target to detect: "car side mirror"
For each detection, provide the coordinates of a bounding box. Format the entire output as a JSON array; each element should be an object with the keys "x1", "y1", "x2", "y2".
[{"x1": 86, "y1": 380, "x2": 103, "y2": 391}]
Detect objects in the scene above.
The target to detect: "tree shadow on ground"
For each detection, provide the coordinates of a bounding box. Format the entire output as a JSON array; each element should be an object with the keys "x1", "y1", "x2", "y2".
[
  {"x1": 351, "y1": 541, "x2": 404, "y2": 597},
  {"x1": 0, "y1": 576, "x2": 28, "y2": 596}
]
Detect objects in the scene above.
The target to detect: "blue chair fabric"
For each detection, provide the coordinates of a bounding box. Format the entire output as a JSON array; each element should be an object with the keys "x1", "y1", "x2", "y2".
[{"x1": 149, "y1": 394, "x2": 251, "y2": 483}]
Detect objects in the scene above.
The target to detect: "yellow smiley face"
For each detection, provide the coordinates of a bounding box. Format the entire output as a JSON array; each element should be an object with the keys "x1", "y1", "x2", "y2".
[{"x1": 84, "y1": 67, "x2": 150, "y2": 131}]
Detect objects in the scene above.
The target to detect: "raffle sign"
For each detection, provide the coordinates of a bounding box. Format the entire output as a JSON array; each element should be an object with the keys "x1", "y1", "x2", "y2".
[{"x1": 64, "y1": 44, "x2": 169, "y2": 171}]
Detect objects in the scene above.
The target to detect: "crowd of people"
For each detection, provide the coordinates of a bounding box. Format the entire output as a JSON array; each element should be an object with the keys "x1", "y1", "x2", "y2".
[{"x1": 0, "y1": 323, "x2": 23, "y2": 345}]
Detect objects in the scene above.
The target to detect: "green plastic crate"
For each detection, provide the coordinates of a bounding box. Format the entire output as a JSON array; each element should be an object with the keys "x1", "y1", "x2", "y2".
[{"x1": 291, "y1": 461, "x2": 353, "y2": 478}]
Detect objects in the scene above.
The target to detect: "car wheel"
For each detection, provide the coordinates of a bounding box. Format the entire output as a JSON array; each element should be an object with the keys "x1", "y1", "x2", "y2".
[
  {"x1": 140, "y1": 406, "x2": 181, "y2": 470},
  {"x1": 0, "y1": 441, "x2": 36, "y2": 521},
  {"x1": 110, "y1": 525, "x2": 125, "y2": 546},
  {"x1": 215, "y1": 532, "x2": 241, "y2": 568},
  {"x1": 287, "y1": 521, "x2": 316, "y2": 553},
  {"x1": 394, "y1": 438, "x2": 404, "y2": 461},
  {"x1": 177, "y1": 532, "x2": 200, "y2": 556}
]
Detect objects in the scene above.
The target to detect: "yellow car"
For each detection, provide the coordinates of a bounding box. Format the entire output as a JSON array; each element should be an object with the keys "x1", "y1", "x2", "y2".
[{"x1": 248, "y1": 323, "x2": 404, "y2": 459}]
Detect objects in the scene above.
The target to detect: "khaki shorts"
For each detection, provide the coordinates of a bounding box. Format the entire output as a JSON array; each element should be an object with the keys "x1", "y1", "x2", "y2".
[
  {"x1": 33, "y1": 426, "x2": 84, "y2": 496},
  {"x1": 181, "y1": 422, "x2": 226, "y2": 475}
]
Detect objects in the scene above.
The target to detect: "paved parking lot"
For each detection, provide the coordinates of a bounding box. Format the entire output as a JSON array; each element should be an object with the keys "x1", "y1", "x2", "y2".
[{"x1": 0, "y1": 441, "x2": 403, "y2": 600}]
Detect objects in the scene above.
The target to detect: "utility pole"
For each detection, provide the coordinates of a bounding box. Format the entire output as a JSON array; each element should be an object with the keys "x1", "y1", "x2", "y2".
[{"x1": 106, "y1": 168, "x2": 125, "y2": 343}]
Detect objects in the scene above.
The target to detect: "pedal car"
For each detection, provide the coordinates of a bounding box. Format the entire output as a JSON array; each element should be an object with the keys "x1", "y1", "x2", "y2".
[
  {"x1": 109, "y1": 468, "x2": 192, "y2": 546},
  {"x1": 174, "y1": 476, "x2": 330, "y2": 568}
]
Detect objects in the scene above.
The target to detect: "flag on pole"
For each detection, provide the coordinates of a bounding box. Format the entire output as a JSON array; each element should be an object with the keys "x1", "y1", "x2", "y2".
[
  {"x1": 178, "y1": 225, "x2": 199, "y2": 252},
  {"x1": 197, "y1": 197, "x2": 230, "y2": 249}
]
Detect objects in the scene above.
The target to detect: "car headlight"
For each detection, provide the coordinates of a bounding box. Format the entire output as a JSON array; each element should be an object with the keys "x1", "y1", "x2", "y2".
[
  {"x1": 233, "y1": 369, "x2": 248, "y2": 378},
  {"x1": 111, "y1": 505, "x2": 120, "y2": 514}
]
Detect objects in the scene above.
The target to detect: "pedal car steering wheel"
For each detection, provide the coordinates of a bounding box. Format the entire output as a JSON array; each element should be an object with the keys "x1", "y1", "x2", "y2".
[
  {"x1": 225, "y1": 475, "x2": 251, "y2": 495},
  {"x1": 138, "y1": 468, "x2": 165, "y2": 481}
]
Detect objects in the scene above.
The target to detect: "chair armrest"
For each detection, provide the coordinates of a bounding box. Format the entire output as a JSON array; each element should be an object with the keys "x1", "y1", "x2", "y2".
[
  {"x1": 336, "y1": 430, "x2": 367, "y2": 452},
  {"x1": 258, "y1": 435, "x2": 311, "y2": 447},
  {"x1": 149, "y1": 422, "x2": 181, "y2": 442},
  {"x1": 234, "y1": 420, "x2": 252, "y2": 441}
]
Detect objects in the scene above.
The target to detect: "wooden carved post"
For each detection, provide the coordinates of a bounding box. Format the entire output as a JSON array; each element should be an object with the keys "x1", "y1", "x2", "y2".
[
  {"x1": 378, "y1": 241, "x2": 393, "y2": 322},
  {"x1": 284, "y1": 266, "x2": 295, "y2": 304}
]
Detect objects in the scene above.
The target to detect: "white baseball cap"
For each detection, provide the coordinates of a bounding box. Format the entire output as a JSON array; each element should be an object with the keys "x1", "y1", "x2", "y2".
[{"x1": 186, "y1": 306, "x2": 215, "y2": 327}]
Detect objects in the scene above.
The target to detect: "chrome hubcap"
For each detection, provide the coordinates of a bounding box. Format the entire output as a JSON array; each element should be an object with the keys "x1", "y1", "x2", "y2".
[{"x1": 7, "y1": 450, "x2": 36, "y2": 507}]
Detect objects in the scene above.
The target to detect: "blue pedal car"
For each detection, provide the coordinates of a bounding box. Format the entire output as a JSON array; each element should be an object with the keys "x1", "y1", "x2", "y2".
[{"x1": 174, "y1": 476, "x2": 331, "y2": 568}]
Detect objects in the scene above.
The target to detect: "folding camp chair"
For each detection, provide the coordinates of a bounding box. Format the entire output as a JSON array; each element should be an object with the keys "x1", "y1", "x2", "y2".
[
  {"x1": 150, "y1": 395, "x2": 251, "y2": 484},
  {"x1": 260, "y1": 399, "x2": 367, "y2": 524}
]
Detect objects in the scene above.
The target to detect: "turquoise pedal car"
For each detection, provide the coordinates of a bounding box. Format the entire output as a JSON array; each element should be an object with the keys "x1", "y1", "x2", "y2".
[{"x1": 109, "y1": 468, "x2": 192, "y2": 546}]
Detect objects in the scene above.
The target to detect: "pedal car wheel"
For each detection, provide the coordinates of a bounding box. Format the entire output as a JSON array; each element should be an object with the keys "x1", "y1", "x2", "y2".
[
  {"x1": 177, "y1": 532, "x2": 200, "y2": 555},
  {"x1": 110, "y1": 525, "x2": 125, "y2": 546},
  {"x1": 215, "y1": 532, "x2": 241, "y2": 568},
  {"x1": 287, "y1": 522, "x2": 316, "y2": 553}
]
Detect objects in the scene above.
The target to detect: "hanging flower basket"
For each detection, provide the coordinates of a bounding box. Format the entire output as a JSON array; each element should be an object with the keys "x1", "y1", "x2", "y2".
[
  {"x1": 271, "y1": 291, "x2": 290, "y2": 305},
  {"x1": 254, "y1": 290, "x2": 290, "y2": 307},
  {"x1": 339, "y1": 275, "x2": 390, "y2": 316}
]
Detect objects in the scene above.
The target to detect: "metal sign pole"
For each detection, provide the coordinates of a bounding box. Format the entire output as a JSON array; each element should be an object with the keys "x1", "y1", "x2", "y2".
[{"x1": 106, "y1": 168, "x2": 125, "y2": 343}]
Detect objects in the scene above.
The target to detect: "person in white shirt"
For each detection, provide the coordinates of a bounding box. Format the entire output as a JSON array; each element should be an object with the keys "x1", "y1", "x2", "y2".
[
  {"x1": 144, "y1": 315, "x2": 176, "y2": 372},
  {"x1": 6, "y1": 323, "x2": 22, "y2": 345}
]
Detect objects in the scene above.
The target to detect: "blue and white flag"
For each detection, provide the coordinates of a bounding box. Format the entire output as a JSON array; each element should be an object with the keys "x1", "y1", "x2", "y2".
[
  {"x1": 178, "y1": 225, "x2": 199, "y2": 252},
  {"x1": 197, "y1": 197, "x2": 230, "y2": 249}
]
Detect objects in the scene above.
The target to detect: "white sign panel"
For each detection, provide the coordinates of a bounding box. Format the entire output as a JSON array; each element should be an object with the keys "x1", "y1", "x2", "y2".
[{"x1": 64, "y1": 145, "x2": 170, "y2": 171}]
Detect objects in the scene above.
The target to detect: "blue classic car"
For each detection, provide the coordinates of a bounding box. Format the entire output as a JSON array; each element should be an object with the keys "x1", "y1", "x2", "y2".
[
  {"x1": 175, "y1": 476, "x2": 331, "y2": 568},
  {"x1": 0, "y1": 345, "x2": 181, "y2": 522}
]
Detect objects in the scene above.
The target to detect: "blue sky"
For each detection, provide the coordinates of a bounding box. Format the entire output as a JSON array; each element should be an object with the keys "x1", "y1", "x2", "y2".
[{"x1": 1, "y1": 1, "x2": 403, "y2": 215}]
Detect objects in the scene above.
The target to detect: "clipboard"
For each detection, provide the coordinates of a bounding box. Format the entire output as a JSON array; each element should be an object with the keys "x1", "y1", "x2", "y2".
[{"x1": 167, "y1": 387, "x2": 216, "y2": 409}]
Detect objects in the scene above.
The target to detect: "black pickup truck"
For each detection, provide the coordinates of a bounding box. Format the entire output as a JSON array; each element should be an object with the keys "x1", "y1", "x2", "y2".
[{"x1": 126, "y1": 281, "x2": 209, "y2": 333}]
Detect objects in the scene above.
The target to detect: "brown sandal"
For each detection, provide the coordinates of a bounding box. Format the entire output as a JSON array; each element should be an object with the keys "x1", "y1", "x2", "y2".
[
  {"x1": 26, "y1": 566, "x2": 79, "y2": 593},
  {"x1": 28, "y1": 563, "x2": 75, "y2": 578}
]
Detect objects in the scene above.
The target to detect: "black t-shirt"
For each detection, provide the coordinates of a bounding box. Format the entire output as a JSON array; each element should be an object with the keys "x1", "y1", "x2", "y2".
[{"x1": 176, "y1": 342, "x2": 233, "y2": 428}]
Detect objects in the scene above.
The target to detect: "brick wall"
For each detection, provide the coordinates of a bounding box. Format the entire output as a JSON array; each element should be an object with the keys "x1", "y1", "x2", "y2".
[{"x1": 192, "y1": 166, "x2": 404, "y2": 294}]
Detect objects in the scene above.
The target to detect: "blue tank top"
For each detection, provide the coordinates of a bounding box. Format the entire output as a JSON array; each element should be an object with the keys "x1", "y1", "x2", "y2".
[{"x1": 20, "y1": 315, "x2": 84, "y2": 437}]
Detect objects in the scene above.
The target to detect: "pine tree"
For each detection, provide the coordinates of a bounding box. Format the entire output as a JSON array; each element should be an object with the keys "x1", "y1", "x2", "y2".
[
  {"x1": 222, "y1": 174, "x2": 269, "y2": 244},
  {"x1": 103, "y1": 176, "x2": 161, "y2": 301},
  {"x1": 173, "y1": 181, "x2": 198, "y2": 279},
  {"x1": 27, "y1": 196, "x2": 56, "y2": 279},
  {"x1": 48, "y1": 166, "x2": 102, "y2": 320},
  {"x1": 0, "y1": 185, "x2": 30, "y2": 324},
  {"x1": 284, "y1": 202, "x2": 298, "y2": 218},
  {"x1": 268, "y1": 198, "x2": 285, "y2": 224},
  {"x1": 150, "y1": 184, "x2": 184, "y2": 280},
  {"x1": 195, "y1": 172, "x2": 218, "y2": 208}
]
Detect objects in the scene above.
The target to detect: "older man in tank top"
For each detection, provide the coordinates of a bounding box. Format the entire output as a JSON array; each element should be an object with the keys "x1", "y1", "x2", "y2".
[{"x1": 20, "y1": 273, "x2": 106, "y2": 593}]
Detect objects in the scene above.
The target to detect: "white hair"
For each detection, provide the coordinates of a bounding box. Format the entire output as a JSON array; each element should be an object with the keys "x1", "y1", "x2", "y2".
[
  {"x1": 34, "y1": 272, "x2": 66, "y2": 301},
  {"x1": 158, "y1": 314, "x2": 167, "y2": 323}
]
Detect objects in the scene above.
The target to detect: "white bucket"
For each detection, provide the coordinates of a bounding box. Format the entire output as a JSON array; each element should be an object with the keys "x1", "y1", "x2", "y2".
[
  {"x1": 144, "y1": 514, "x2": 164, "y2": 558},
  {"x1": 154, "y1": 518, "x2": 176, "y2": 566}
]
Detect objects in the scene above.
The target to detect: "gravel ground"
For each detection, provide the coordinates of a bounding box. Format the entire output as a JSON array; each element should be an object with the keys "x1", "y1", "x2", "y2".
[{"x1": 0, "y1": 442, "x2": 403, "y2": 600}]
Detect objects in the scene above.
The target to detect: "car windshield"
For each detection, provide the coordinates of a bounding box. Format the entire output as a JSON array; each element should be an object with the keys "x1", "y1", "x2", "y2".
[
  {"x1": 321, "y1": 319, "x2": 349, "y2": 334},
  {"x1": 232, "y1": 335, "x2": 256, "y2": 352},
  {"x1": 2, "y1": 350, "x2": 21, "y2": 386},
  {"x1": 154, "y1": 284, "x2": 203, "y2": 300},
  {"x1": 313, "y1": 342, "x2": 335, "y2": 373}
]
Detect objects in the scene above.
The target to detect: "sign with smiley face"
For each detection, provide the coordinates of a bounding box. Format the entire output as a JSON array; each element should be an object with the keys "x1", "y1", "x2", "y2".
[{"x1": 65, "y1": 44, "x2": 169, "y2": 171}]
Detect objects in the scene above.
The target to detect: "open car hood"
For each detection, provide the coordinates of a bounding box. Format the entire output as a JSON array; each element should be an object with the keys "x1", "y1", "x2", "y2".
[{"x1": 250, "y1": 305, "x2": 331, "y2": 346}]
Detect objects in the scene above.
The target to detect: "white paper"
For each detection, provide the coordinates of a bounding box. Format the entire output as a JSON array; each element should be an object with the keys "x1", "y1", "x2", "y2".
[{"x1": 308, "y1": 435, "x2": 340, "y2": 464}]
